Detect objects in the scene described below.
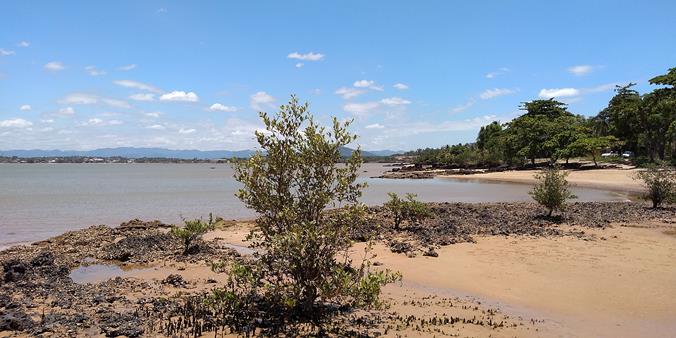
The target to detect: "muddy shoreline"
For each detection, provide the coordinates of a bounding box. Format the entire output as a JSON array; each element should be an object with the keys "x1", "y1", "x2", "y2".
[{"x1": 2, "y1": 201, "x2": 674, "y2": 336}]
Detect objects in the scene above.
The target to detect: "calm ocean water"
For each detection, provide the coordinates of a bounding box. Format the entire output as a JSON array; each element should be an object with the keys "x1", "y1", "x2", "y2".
[{"x1": 0, "y1": 163, "x2": 629, "y2": 248}]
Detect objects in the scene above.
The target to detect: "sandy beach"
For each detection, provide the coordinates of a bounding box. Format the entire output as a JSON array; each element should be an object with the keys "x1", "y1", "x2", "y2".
[
  {"x1": 2, "y1": 202, "x2": 675, "y2": 337},
  {"x1": 440, "y1": 168, "x2": 645, "y2": 194}
]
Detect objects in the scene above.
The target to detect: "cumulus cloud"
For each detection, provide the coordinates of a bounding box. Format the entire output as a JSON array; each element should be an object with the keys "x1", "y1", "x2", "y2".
[
  {"x1": 129, "y1": 93, "x2": 155, "y2": 101},
  {"x1": 479, "y1": 88, "x2": 517, "y2": 100},
  {"x1": 485, "y1": 67, "x2": 510, "y2": 79},
  {"x1": 18, "y1": 41, "x2": 30, "y2": 48},
  {"x1": 209, "y1": 103, "x2": 238, "y2": 112},
  {"x1": 85, "y1": 66, "x2": 106, "y2": 76},
  {"x1": 59, "y1": 93, "x2": 130, "y2": 108},
  {"x1": 118, "y1": 64, "x2": 137, "y2": 71},
  {"x1": 380, "y1": 97, "x2": 411, "y2": 106},
  {"x1": 44, "y1": 61, "x2": 65, "y2": 71},
  {"x1": 538, "y1": 88, "x2": 581, "y2": 98},
  {"x1": 353, "y1": 80, "x2": 383, "y2": 91},
  {"x1": 79, "y1": 118, "x2": 123, "y2": 127},
  {"x1": 178, "y1": 128, "x2": 196, "y2": 134},
  {"x1": 143, "y1": 112, "x2": 161, "y2": 118},
  {"x1": 20, "y1": 105, "x2": 31, "y2": 111},
  {"x1": 451, "y1": 99, "x2": 475, "y2": 114},
  {"x1": 250, "y1": 91, "x2": 275, "y2": 111},
  {"x1": 159, "y1": 91, "x2": 199, "y2": 102},
  {"x1": 287, "y1": 52, "x2": 324, "y2": 61},
  {"x1": 57, "y1": 107, "x2": 76, "y2": 116},
  {"x1": 0, "y1": 118, "x2": 32, "y2": 128},
  {"x1": 0, "y1": 49, "x2": 15, "y2": 56},
  {"x1": 393, "y1": 83, "x2": 409, "y2": 90},
  {"x1": 335, "y1": 87, "x2": 366, "y2": 100},
  {"x1": 365, "y1": 123, "x2": 385, "y2": 129},
  {"x1": 567, "y1": 65, "x2": 594, "y2": 76},
  {"x1": 114, "y1": 80, "x2": 162, "y2": 93},
  {"x1": 146, "y1": 124, "x2": 166, "y2": 130},
  {"x1": 344, "y1": 102, "x2": 380, "y2": 117}
]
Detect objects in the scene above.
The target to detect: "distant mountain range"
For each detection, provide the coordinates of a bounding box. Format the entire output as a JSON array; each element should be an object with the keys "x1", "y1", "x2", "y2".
[{"x1": 0, "y1": 147, "x2": 403, "y2": 160}]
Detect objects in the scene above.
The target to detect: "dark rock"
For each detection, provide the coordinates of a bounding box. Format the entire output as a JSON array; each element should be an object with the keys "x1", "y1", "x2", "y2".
[
  {"x1": 423, "y1": 248, "x2": 439, "y2": 257},
  {"x1": 0, "y1": 309, "x2": 34, "y2": 331},
  {"x1": 162, "y1": 274, "x2": 186, "y2": 287}
]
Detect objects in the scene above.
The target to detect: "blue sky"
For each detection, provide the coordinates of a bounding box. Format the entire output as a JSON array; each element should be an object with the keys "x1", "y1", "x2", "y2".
[{"x1": 1, "y1": 1, "x2": 675, "y2": 151}]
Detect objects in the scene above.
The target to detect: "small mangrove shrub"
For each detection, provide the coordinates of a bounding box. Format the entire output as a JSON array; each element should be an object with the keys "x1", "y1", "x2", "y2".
[
  {"x1": 170, "y1": 213, "x2": 215, "y2": 255},
  {"x1": 634, "y1": 166, "x2": 675, "y2": 208},
  {"x1": 529, "y1": 167, "x2": 577, "y2": 217},
  {"x1": 384, "y1": 192, "x2": 431, "y2": 229},
  {"x1": 203, "y1": 95, "x2": 401, "y2": 334}
]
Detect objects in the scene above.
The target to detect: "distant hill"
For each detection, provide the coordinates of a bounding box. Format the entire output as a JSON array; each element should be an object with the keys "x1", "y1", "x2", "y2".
[
  {"x1": 0, "y1": 147, "x2": 257, "y2": 160},
  {"x1": 0, "y1": 147, "x2": 402, "y2": 160}
]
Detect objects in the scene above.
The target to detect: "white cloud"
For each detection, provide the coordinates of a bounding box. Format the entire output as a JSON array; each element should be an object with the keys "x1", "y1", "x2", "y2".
[
  {"x1": 146, "y1": 124, "x2": 166, "y2": 130},
  {"x1": 587, "y1": 83, "x2": 617, "y2": 93},
  {"x1": 0, "y1": 49, "x2": 15, "y2": 56},
  {"x1": 59, "y1": 93, "x2": 130, "y2": 108},
  {"x1": 114, "y1": 80, "x2": 162, "y2": 93},
  {"x1": 18, "y1": 41, "x2": 30, "y2": 48},
  {"x1": 287, "y1": 52, "x2": 324, "y2": 61},
  {"x1": 451, "y1": 99, "x2": 475, "y2": 113},
  {"x1": 143, "y1": 112, "x2": 161, "y2": 118},
  {"x1": 44, "y1": 61, "x2": 64, "y2": 71},
  {"x1": 178, "y1": 128, "x2": 196, "y2": 134},
  {"x1": 80, "y1": 118, "x2": 123, "y2": 127},
  {"x1": 538, "y1": 88, "x2": 581, "y2": 98},
  {"x1": 479, "y1": 88, "x2": 517, "y2": 100},
  {"x1": 118, "y1": 64, "x2": 137, "y2": 71},
  {"x1": 353, "y1": 80, "x2": 383, "y2": 91},
  {"x1": 335, "y1": 87, "x2": 366, "y2": 99},
  {"x1": 344, "y1": 102, "x2": 380, "y2": 116},
  {"x1": 250, "y1": 91, "x2": 275, "y2": 111},
  {"x1": 129, "y1": 93, "x2": 155, "y2": 101},
  {"x1": 365, "y1": 123, "x2": 385, "y2": 129},
  {"x1": 209, "y1": 103, "x2": 238, "y2": 112},
  {"x1": 0, "y1": 118, "x2": 32, "y2": 128},
  {"x1": 295, "y1": 63, "x2": 304, "y2": 68},
  {"x1": 60, "y1": 93, "x2": 97, "y2": 105},
  {"x1": 57, "y1": 107, "x2": 76, "y2": 116},
  {"x1": 380, "y1": 97, "x2": 411, "y2": 106},
  {"x1": 85, "y1": 66, "x2": 106, "y2": 76},
  {"x1": 393, "y1": 83, "x2": 409, "y2": 90},
  {"x1": 567, "y1": 65, "x2": 594, "y2": 76},
  {"x1": 485, "y1": 67, "x2": 510, "y2": 79},
  {"x1": 20, "y1": 105, "x2": 31, "y2": 111},
  {"x1": 159, "y1": 91, "x2": 199, "y2": 102},
  {"x1": 41, "y1": 119, "x2": 55, "y2": 123}
]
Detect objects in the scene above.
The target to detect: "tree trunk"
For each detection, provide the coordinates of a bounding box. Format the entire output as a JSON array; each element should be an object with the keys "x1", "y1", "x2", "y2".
[{"x1": 548, "y1": 208, "x2": 553, "y2": 217}]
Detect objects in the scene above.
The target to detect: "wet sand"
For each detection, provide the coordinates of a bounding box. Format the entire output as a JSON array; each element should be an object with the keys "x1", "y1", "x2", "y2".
[
  {"x1": 440, "y1": 168, "x2": 644, "y2": 194},
  {"x1": 206, "y1": 220, "x2": 676, "y2": 337}
]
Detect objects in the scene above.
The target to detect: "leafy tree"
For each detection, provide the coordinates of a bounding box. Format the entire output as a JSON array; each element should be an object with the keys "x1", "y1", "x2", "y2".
[
  {"x1": 228, "y1": 95, "x2": 399, "y2": 329},
  {"x1": 566, "y1": 135, "x2": 620, "y2": 166},
  {"x1": 634, "y1": 166, "x2": 675, "y2": 208},
  {"x1": 384, "y1": 192, "x2": 431, "y2": 230},
  {"x1": 477, "y1": 121, "x2": 505, "y2": 166},
  {"x1": 170, "y1": 213, "x2": 215, "y2": 255},
  {"x1": 529, "y1": 167, "x2": 577, "y2": 217}
]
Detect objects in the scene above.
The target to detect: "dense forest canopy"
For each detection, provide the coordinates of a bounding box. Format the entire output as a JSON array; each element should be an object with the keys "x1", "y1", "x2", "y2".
[{"x1": 408, "y1": 68, "x2": 676, "y2": 168}]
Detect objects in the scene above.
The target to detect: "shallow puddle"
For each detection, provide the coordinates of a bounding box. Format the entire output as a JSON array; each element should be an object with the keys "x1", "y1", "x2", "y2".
[{"x1": 69, "y1": 263, "x2": 154, "y2": 284}]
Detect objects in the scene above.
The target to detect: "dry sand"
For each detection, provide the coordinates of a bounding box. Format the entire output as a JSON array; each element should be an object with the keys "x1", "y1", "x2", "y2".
[
  {"x1": 358, "y1": 221, "x2": 676, "y2": 337},
  {"x1": 440, "y1": 169, "x2": 645, "y2": 194}
]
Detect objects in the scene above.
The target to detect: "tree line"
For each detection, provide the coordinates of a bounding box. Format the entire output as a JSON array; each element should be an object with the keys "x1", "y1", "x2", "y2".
[{"x1": 409, "y1": 68, "x2": 676, "y2": 168}]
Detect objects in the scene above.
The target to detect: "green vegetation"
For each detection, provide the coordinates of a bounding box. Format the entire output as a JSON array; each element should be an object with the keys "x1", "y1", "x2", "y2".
[
  {"x1": 170, "y1": 213, "x2": 215, "y2": 255},
  {"x1": 206, "y1": 95, "x2": 399, "y2": 334},
  {"x1": 634, "y1": 166, "x2": 676, "y2": 208},
  {"x1": 407, "y1": 68, "x2": 676, "y2": 168},
  {"x1": 384, "y1": 192, "x2": 431, "y2": 229},
  {"x1": 529, "y1": 167, "x2": 577, "y2": 217}
]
